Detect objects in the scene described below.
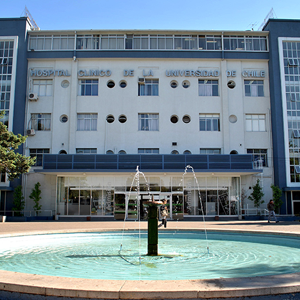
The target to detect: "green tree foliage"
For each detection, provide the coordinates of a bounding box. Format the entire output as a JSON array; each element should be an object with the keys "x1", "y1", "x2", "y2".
[
  {"x1": 12, "y1": 185, "x2": 25, "y2": 216},
  {"x1": 271, "y1": 184, "x2": 283, "y2": 213},
  {"x1": 0, "y1": 111, "x2": 36, "y2": 180},
  {"x1": 248, "y1": 179, "x2": 265, "y2": 209},
  {"x1": 29, "y1": 182, "x2": 42, "y2": 216}
]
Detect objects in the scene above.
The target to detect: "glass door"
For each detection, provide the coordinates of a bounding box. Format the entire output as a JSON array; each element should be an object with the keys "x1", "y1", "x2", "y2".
[
  {"x1": 91, "y1": 190, "x2": 101, "y2": 215},
  {"x1": 172, "y1": 193, "x2": 183, "y2": 220},
  {"x1": 68, "y1": 188, "x2": 79, "y2": 215},
  {"x1": 80, "y1": 190, "x2": 90, "y2": 215}
]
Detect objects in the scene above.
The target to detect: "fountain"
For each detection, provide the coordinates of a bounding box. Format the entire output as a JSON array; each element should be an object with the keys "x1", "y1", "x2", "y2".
[{"x1": 121, "y1": 166, "x2": 208, "y2": 257}]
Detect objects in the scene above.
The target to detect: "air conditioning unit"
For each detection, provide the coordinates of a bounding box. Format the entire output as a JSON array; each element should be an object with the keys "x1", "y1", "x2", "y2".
[
  {"x1": 138, "y1": 78, "x2": 145, "y2": 84},
  {"x1": 27, "y1": 129, "x2": 35, "y2": 136},
  {"x1": 28, "y1": 93, "x2": 38, "y2": 101}
]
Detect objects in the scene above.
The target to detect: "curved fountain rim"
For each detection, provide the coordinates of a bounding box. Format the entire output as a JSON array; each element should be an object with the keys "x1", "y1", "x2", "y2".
[
  {"x1": 1, "y1": 227, "x2": 300, "y2": 238},
  {"x1": 1, "y1": 227, "x2": 300, "y2": 299}
]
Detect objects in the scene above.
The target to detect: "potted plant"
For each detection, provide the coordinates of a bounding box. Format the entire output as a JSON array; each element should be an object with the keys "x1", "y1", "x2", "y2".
[
  {"x1": 29, "y1": 182, "x2": 42, "y2": 217},
  {"x1": 91, "y1": 207, "x2": 97, "y2": 214},
  {"x1": 248, "y1": 179, "x2": 264, "y2": 219}
]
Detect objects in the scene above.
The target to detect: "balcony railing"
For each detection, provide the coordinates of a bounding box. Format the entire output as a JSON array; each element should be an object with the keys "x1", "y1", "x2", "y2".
[{"x1": 42, "y1": 154, "x2": 256, "y2": 172}]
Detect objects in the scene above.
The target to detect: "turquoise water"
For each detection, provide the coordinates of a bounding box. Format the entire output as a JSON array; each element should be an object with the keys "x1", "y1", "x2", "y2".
[{"x1": 0, "y1": 231, "x2": 300, "y2": 280}]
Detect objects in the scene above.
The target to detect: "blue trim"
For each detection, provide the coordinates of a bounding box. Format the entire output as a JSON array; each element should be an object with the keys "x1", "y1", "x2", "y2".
[
  {"x1": 0, "y1": 187, "x2": 13, "y2": 191},
  {"x1": 41, "y1": 154, "x2": 257, "y2": 173},
  {"x1": 283, "y1": 187, "x2": 300, "y2": 191},
  {"x1": 27, "y1": 50, "x2": 269, "y2": 60},
  {"x1": 263, "y1": 20, "x2": 300, "y2": 214}
]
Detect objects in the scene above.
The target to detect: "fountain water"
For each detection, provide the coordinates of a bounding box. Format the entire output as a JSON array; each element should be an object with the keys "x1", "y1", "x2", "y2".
[{"x1": 119, "y1": 165, "x2": 209, "y2": 259}]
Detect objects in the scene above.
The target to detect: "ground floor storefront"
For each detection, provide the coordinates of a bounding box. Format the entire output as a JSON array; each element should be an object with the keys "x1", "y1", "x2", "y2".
[{"x1": 55, "y1": 174, "x2": 242, "y2": 220}]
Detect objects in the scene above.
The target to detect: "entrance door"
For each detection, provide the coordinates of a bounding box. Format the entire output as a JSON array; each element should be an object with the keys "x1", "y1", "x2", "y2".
[
  {"x1": 294, "y1": 201, "x2": 300, "y2": 215},
  {"x1": 80, "y1": 190, "x2": 91, "y2": 215},
  {"x1": 91, "y1": 190, "x2": 101, "y2": 214},
  {"x1": 172, "y1": 193, "x2": 183, "y2": 220}
]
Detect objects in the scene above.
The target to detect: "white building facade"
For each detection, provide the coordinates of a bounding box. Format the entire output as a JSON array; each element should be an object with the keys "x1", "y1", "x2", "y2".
[{"x1": 22, "y1": 30, "x2": 272, "y2": 220}]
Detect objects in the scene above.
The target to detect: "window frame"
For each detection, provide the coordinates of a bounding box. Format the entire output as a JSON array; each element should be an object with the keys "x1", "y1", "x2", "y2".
[
  {"x1": 31, "y1": 113, "x2": 51, "y2": 131},
  {"x1": 138, "y1": 79, "x2": 159, "y2": 96},
  {"x1": 138, "y1": 148, "x2": 159, "y2": 154},
  {"x1": 77, "y1": 113, "x2": 98, "y2": 131},
  {"x1": 247, "y1": 149, "x2": 268, "y2": 167},
  {"x1": 78, "y1": 79, "x2": 99, "y2": 96},
  {"x1": 198, "y1": 80, "x2": 219, "y2": 96},
  {"x1": 32, "y1": 79, "x2": 53, "y2": 97},
  {"x1": 76, "y1": 148, "x2": 97, "y2": 154},
  {"x1": 29, "y1": 148, "x2": 50, "y2": 166},
  {"x1": 138, "y1": 113, "x2": 159, "y2": 131},
  {"x1": 245, "y1": 114, "x2": 266, "y2": 132},
  {"x1": 200, "y1": 148, "x2": 221, "y2": 154},
  {"x1": 244, "y1": 80, "x2": 264, "y2": 97},
  {"x1": 199, "y1": 114, "x2": 220, "y2": 131}
]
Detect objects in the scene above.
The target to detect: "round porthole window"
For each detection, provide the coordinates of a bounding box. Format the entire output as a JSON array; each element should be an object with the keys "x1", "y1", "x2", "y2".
[
  {"x1": 107, "y1": 80, "x2": 115, "y2": 88},
  {"x1": 118, "y1": 150, "x2": 126, "y2": 154},
  {"x1": 59, "y1": 150, "x2": 67, "y2": 154},
  {"x1": 61, "y1": 80, "x2": 69, "y2": 88},
  {"x1": 182, "y1": 80, "x2": 190, "y2": 88},
  {"x1": 182, "y1": 115, "x2": 191, "y2": 123},
  {"x1": 106, "y1": 115, "x2": 115, "y2": 123},
  {"x1": 227, "y1": 80, "x2": 236, "y2": 89},
  {"x1": 106, "y1": 150, "x2": 114, "y2": 154},
  {"x1": 170, "y1": 115, "x2": 178, "y2": 123},
  {"x1": 183, "y1": 150, "x2": 191, "y2": 154},
  {"x1": 229, "y1": 115, "x2": 238, "y2": 123},
  {"x1": 170, "y1": 81, "x2": 178, "y2": 88},
  {"x1": 60, "y1": 115, "x2": 68, "y2": 123},
  {"x1": 118, "y1": 115, "x2": 127, "y2": 123},
  {"x1": 171, "y1": 150, "x2": 179, "y2": 155},
  {"x1": 119, "y1": 81, "x2": 127, "y2": 88}
]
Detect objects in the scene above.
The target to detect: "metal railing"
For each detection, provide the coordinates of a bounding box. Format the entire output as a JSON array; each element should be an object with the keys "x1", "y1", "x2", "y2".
[
  {"x1": 242, "y1": 206, "x2": 268, "y2": 216},
  {"x1": 0, "y1": 210, "x2": 54, "y2": 217},
  {"x1": 42, "y1": 154, "x2": 256, "y2": 172}
]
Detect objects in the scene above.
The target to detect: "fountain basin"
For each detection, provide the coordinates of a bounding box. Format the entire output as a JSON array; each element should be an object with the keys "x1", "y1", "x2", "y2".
[
  {"x1": 1, "y1": 231, "x2": 300, "y2": 281},
  {"x1": 1, "y1": 223, "x2": 300, "y2": 299}
]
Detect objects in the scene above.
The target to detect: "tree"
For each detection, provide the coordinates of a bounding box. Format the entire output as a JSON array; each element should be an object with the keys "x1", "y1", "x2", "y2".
[
  {"x1": 248, "y1": 179, "x2": 265, "y2": 209},
  {"x1": 0, "y1": 111, "x2": 36, "y2": 180},
  {"x1": 29, "y1": 182, "x2": 42, "y2": 216},
  {"x1": 271, "y1": 184, "x2": 283, "y2": 213},
  {"x1": 12, "y1": 185, "x2": 25, "y2": 216}
]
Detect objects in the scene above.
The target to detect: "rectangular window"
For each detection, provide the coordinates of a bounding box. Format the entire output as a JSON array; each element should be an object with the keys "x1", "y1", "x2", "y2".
[
  {"x1": 101, "y1": 35, "x2": 124, "y2": 49},
  {"x1": 32, "y1": 79, "x2": 52, "y2": 96},
  {"x1": 29, "y1": 149, "x2": 50, "y2": 166},
  {"x1": 31, "y1": 113, "x2": 51, "y2": 131},
  {"x1": 138, "y1": 113, "x2": 159, "y2": 131},
  {"x1": 199, "y1": 114, "x2": 220, "y2": 131},
  {"x1": 76, "y1": 35, "x2": 99, "y2": 49},
  {"x1": 245, "y1": 114, "x2": 266, "y2": 132},
  {"x1": 247, "y1": 149, "x2": 268, "y2": 167},
  {"x1": 77, "y1": 113, "x2": 98, "y2": 131},
  {"x1": 76, "y1": 148, "x2": 97, "y2": 154},
  {"x1": 138, "y1": 79, "x2": 159, "y2": 96},
  {"x1": 78, "y1": 79, "x2": 98, "y2": 96},
  {"x1": 200, "y1": 148, "x2": 221, "y2": 154},
  {"x1": 0, "y1": 173, "x2": 6, "y2": 183},
  {"x1": 244, "y1": 80, "x2": 264, "y2": 97},
  {"x1": 198, "y1": 80, "x2": 219, "y2": 96},
  {"x1": 53, "y1": 35, "x2": 75, "y2": 50},
  {"x1": 138, "y1": 148, "x2": 159, "y2": 154},
  {"x1": 0, "y1": 79, "x2": 11, "y2": 110}
]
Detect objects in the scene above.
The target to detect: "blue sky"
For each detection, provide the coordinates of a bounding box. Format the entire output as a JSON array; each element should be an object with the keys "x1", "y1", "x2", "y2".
[{"x1": 1, "y1": 0, "x2": 300, "y2": 31}]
